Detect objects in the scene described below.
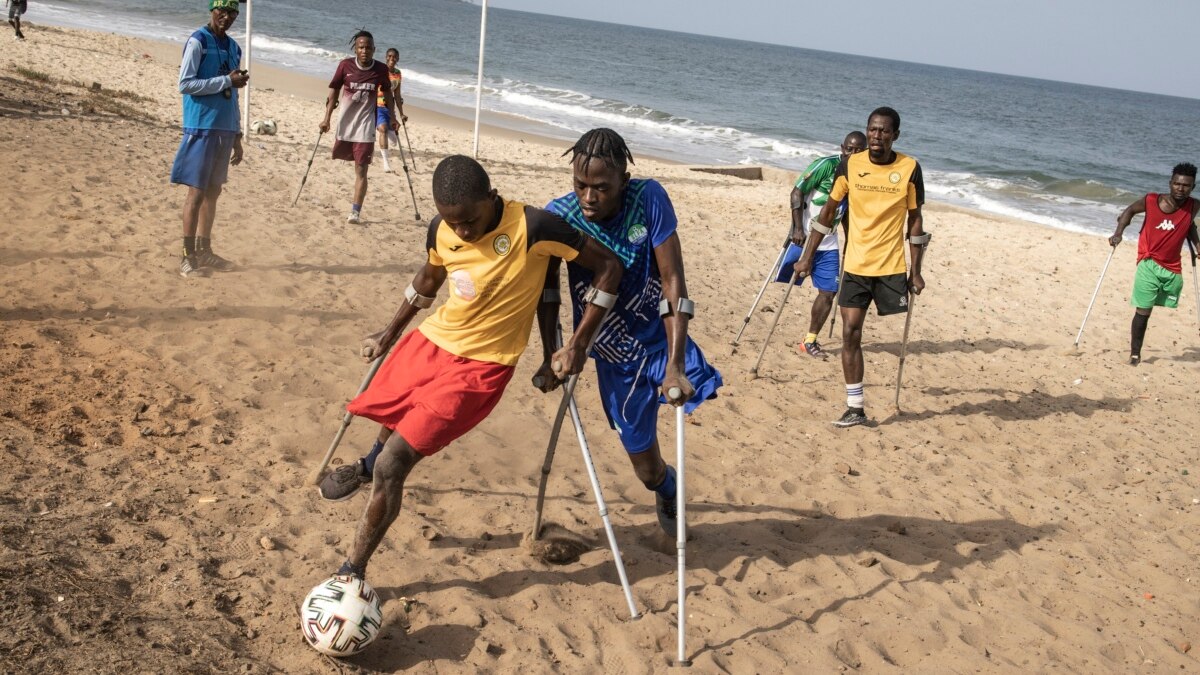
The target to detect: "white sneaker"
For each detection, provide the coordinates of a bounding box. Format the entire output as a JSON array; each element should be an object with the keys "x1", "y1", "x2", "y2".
[
  {"x1": 347, "y1": 210, "x2": 361, "y2": 224},
  {"x1": 380, "y1": 150, "x2": 393, "y2": 173}
]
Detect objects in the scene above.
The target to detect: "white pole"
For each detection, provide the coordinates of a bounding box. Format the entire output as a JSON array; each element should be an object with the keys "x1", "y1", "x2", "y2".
[
  {"x1": 472, "y1": 0, "x2": 488, "y2": 159},
  {"x1": 241, "y1": 0, "x2": 252, "y2": 126}
]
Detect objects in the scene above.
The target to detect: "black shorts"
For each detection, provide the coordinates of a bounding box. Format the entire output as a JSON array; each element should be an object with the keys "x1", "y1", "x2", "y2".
[{"x1": 839, "y1": 272, "x2": 909, "y2": 316}]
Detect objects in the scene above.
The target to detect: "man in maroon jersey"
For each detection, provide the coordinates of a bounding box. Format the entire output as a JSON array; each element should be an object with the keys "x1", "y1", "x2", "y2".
[
  {"x1": 1108, "y1": 162, "x2": 1200, "y2": 365},
  {"x1": 319, "y1": 30, "x2": 400, "y2": 225}
]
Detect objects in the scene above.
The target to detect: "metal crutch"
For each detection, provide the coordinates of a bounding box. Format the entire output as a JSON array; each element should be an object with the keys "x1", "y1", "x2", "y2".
[
  {"x1": 307, "y1": 354, "x2": 385, "y2": 485},
  {"x1": 668, "y1": 387, "x2": 691, "y2": 667},
  {"x1": 291, "y1": 131, "x2": 323, "y2": 207},
  {"x1": 750, "y1": 270, "x2": 801, "y2": 376},
  {"x1": 893, "y1": 293, "x2": 917, "y2": 411},
  {"x1": 401, "y1": 117, "x2": 419, "y2": 172},
  {"x1": 1188, "y1": 239, "x2": 1200, "y2": 334},
  {"x1": 732, "y1": 235, "x2": 790, "y2": 349},
  {"x1": 1073, "y1": 243, "x2": 1119, "y2": 349},
  {"x1": 565, "y1": 389, "x2": 639, "y2": 619},
  {"x1": 391, "y1": 129, "x2": 422, "y2": 220}
]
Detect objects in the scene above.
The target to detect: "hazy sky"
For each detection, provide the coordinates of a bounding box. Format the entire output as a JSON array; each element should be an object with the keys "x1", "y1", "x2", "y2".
[{"x1": 489, "y1": 0, "x2": 1199, "y2": 98}]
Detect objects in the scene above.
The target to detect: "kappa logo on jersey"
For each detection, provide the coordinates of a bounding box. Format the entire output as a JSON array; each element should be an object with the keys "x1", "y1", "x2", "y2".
[
  {"x1": 626, "y1": 223, "x2": 648, "y2": 245},
  {"x1": 493, "y1": 234, "x2": 511, "y2": 256},
  {"x1": 1155, "y1": 219, "x2": 1177, "y2": 231}
]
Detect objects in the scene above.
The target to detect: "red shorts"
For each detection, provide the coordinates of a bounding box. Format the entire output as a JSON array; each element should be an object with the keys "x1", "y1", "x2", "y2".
[
  {"x1": 332, "y1": 139, "x2": 374, "y2": 166},
  {"x1": 346, "y1": 330, "x2": 514, "y2": 455}
]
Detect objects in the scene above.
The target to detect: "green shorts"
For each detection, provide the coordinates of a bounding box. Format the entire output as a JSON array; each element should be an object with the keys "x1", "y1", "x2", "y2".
[{"x1": 1131, "y1": 259, "x2": 1182, "y2": 309}]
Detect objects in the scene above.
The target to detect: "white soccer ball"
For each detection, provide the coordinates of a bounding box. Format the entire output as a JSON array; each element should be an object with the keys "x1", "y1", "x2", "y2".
[
  {"x1": 300, "y1": 575, "x2": 384, "y2": 656},
  {"x1": 250, "y1": 118, "x2": 278, "y2": 135}
]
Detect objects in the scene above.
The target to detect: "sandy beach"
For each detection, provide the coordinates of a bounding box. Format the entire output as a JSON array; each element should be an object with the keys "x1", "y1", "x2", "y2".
[{"x1": 2, "y1": 24, "x2": 1198, "y2": 674}]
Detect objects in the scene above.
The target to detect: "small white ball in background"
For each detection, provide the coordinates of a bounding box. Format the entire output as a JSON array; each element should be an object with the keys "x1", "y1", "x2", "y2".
[
  {"x1": 250, "y1": 119, "x2": 278, "y2": 135},
  {"x1": 300, "y1": 575, "x2": 384, "y2": 657}
]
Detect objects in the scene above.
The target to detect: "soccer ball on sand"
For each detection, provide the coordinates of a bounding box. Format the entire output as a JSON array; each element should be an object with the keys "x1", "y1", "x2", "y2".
[
  {"x1": 250, "y1": 118, "x2": 278, "y2": 135},
  {"x1": 300, "y1": 575, "x2": 384, "y2": 656}
]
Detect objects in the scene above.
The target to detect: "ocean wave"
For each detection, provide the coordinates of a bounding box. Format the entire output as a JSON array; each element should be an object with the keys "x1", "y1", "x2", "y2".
[{"x1": 252, "y1": 35, "x2": 343, "y2": 61}]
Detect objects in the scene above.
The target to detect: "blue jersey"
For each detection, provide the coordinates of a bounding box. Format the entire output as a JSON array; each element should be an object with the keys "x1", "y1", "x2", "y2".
[
  {"x1": 546, "y1": 179, "x2": 678, "y2": 364},
  {"x1": 178, "y1": 26, "x2": 242, "y2": 133}
]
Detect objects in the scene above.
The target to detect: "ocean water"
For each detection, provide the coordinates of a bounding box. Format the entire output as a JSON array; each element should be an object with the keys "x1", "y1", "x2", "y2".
[{"x1": 34, "y1": 0, "x2": 1200, "y2": 236}]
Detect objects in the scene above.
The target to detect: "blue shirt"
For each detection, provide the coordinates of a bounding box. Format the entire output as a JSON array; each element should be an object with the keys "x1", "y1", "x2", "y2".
[
  {"x1": 178, "y1": 26, "x2": 241, "y2": 133},
  {"x1": 546, "y1": 179, "x2": 678, "y2": 364}
]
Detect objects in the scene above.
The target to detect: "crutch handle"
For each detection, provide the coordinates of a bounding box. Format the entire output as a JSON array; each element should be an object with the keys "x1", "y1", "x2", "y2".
[{"x1": 667, "y1": 386, "x2": 682, "y2": 400}]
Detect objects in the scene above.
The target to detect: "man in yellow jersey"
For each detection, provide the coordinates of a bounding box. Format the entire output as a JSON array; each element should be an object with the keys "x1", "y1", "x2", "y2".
[
  {"x1": 318, "y1": 155, "x2": 622, "y2": 580},
  {"x1": 794, "y1": 106, "x2": 929, "y2": 427}
]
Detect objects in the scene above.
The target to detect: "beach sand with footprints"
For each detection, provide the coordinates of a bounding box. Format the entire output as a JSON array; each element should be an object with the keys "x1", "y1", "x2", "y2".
[{"x1": 1, "y1": 24, "x2": 1198, "y2": 674}]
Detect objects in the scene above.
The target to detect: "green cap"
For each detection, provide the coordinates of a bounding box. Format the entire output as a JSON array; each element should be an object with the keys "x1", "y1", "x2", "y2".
[{"x1": 210, "y1": 0, "x2": 240, "y2": 11}]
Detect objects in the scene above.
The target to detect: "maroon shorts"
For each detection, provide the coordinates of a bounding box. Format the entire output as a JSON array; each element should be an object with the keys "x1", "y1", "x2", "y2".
[
  {"x1": 332, "y1": 139, "x2": 373, "y2": 166},
  {"x1": 346, "y1": 330, "x2": 514, "y2": 455}
]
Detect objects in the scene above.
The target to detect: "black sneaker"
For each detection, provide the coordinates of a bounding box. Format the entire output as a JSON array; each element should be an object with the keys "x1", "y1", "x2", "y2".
[
  {"x1": 179, "y1": 254, "x2": 211, "y2": 278},
  {"x1": 196, "y1": 249, "x2": 236, "y2": 272},
  {"x1": 655, "y1": 466, "x2": 678, "y2": 536},
  {"x1": 832, "y1": 407, "x2": 867, "y2": 428},
  {"x1": 318, "y1": 459, "x2": 370, "y2": 501},
  {"x1": 1129, "y1": 354, "x2": 1141, "y2": 366}
]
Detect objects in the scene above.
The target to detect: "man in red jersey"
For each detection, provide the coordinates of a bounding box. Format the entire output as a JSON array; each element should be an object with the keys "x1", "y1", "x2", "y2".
[
  {"x1": 319, "y1": 30, "x2": 400, "y2": 224},
  {"x1": 1109, "y1": 163, "x2": 1200, "y2": 365}
]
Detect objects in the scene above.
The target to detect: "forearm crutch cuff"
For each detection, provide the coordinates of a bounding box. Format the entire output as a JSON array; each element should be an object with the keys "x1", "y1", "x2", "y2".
[
  {"x1": 540, "y1": 288, "x2": 560, "y2": 303},
  {"x1": 405, "y1": 283, "x2": 435, "y2": 309},
  {"x1": 659, "y1": 298, "x2": 696, "y2": 318},
  {"x1": 583, "y1": 286, "x2": 617, "y2": 310},
  {"x1": 809, "y1": 219, "x2": 833, "y2": 236},
  {"x1": 909, "y1": 232, "x2": 932, "y2": 246}
]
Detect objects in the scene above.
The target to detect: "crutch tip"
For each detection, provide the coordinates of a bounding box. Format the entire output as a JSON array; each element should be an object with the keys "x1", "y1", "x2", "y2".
[{"x1": 669, "y1": 658, "x2": 693, "y2": 668}]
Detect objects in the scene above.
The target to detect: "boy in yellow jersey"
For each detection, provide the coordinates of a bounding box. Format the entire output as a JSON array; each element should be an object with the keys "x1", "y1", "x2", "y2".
[
  {"x1": 318, "y1": 155, "x2": 622, "y2": 581},
  {"x1": 794, "y1": 107, "x2": 929, "y2": 427}
]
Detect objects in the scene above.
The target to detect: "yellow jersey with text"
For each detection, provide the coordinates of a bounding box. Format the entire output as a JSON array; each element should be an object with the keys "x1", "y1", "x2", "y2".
[
  {"x1": 830, "y1": 151, "x2": 924, "y2": 276},
  {"x1": 418, "y1": 198, "x2": 584, "y2": 365}
]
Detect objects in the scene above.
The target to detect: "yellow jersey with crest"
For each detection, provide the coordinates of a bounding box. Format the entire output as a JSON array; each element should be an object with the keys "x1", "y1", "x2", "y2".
[
  {"x1": 830, "y1": 151, "x2": 924, "y2": 277},
  {"x1": 418, "y1": 198, "x2": 584, "y2": 365}
]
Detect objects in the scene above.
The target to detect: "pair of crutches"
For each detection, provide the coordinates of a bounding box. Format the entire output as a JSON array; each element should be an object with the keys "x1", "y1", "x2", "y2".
[
  {"x1": 290, "y1": 124, "x2": 421, "y2": 221},
  {"x1": 732, "y1": 233, "x2": 805, "y2": 377},
  {"x1": 531, "y1": 325, "x2": 693, "y2": 664},
  {"x1": 735, "y1": 231, "x2": 846, "y2": 376}
]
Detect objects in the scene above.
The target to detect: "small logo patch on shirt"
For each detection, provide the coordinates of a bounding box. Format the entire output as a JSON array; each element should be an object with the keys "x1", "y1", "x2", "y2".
[
  {"x1": 627, "y1": 223, "x2": 648, "y2": 245},
  {"x1": 493, "y1": 234, "x2": 511, "y2": 256}
]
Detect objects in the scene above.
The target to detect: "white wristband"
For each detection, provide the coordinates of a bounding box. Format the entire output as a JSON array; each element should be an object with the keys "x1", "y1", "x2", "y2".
[
  {"x1": 405, "y1": 283, "x2": 434, "y2": 309},
  {"x1": 909, "y1": 232, "x2": 932, "y2": 246},
  {"x1": 583, "y1": 286, "x2": 617, "y2": 310}
]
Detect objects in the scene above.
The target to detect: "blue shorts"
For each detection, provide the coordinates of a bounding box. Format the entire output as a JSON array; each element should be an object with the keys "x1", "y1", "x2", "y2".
[
  {"x1": 593, "y1": 338, "x2": 722, "y2": 454},
  {"x1": 169, "y1": 130, "x2": 235, "y2": 190},
  {"x1": 775, "y1": 244, "x2": 839, "y2": 292},
  {"x1": 376, "y1": 106, "x2": 391, "y2": 127}
]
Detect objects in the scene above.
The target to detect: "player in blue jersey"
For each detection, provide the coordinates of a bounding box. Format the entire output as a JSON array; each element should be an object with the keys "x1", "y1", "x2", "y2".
[{"x1": 542, "y1": 128, "x2": 723, "y2": 536}]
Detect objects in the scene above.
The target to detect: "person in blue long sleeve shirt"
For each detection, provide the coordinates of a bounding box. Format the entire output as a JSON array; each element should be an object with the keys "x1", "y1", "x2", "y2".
[{"x1": 169, "y1": 0, "x2": 248, "y2": 278}]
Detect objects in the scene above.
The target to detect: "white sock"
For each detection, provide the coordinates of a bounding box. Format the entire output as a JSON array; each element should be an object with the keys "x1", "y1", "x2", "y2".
[
  {"x1": 380, "y1": 148, "x2": 392, "y2": 169},
  {"x1": 846, "y1": 382, "x2": 864, "y2": 410}
]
